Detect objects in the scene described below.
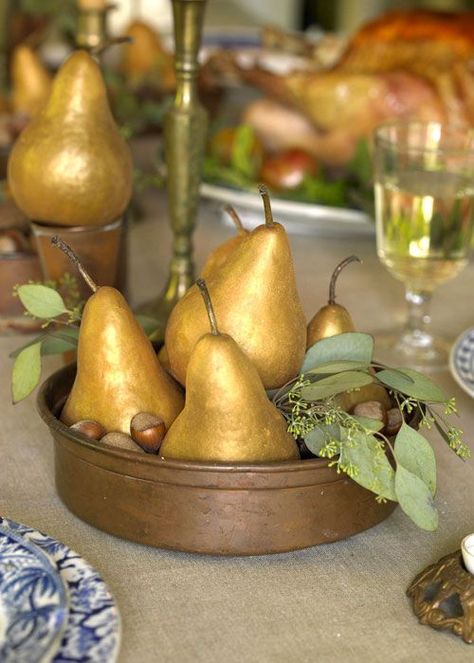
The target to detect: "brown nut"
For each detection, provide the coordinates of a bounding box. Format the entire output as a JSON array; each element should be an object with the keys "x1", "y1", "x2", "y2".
[
  {"x1": 385, "y1": 408, "x2": 403, "y2": 437},
  {"x1": 101, "y1": 431, "x2": 145, "y2": 452},
  {"x1": 69, "y1": 419, "x2": 106, "y2": 440},
  {"x1": 130, "y1": 412, "x2": 166, "y2": 453},
  {"x1": 0, "y1": 229, "x2": 26, "y2": 254},
  {"x1": 352, "y1": 400, "x2": 387, "y2": 426}
]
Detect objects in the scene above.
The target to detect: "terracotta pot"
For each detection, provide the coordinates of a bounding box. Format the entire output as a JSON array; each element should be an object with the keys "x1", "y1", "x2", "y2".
[{"x1": 37, "y1": 364, "x2": 408, "y2": 556}]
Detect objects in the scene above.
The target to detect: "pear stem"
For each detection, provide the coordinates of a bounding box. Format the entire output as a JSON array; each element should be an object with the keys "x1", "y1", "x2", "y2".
[
  {"x1": 51, "y1": 236, "x2": 98, "y2": 293},
  {"x1": 196, "y1": 278, "x2": 219, "y2": 336},
  {"x1": 223, "y1": 205, "x2": 245, "y2": 234},
  {"x1": 328, "y1": 255, "x2": 361, "y2": 304},
  {"x1": 258, "y1": 184, "x2": 275, "y2": 227}
]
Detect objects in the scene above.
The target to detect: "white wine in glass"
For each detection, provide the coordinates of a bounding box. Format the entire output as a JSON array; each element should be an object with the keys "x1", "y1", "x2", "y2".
[{"x1": 374, "y1": 122, "x2": 474, "y2": 370}]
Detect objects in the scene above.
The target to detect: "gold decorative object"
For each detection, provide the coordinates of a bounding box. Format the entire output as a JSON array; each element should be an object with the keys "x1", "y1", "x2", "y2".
[
  {"x1": 141, "y1": 0, "x2": 208, "y2": 340},
  {"x1": 76, "y1": 1, "x2": 112, "y2": 52},
  {"x1": 407, "y1": 550, "x2": 474, "y2": 644}
]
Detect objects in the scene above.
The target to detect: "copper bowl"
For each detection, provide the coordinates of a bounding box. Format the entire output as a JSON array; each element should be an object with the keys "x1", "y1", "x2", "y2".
[{"x1": 38, "y1": 363, "x2": 403, "y2": 556}]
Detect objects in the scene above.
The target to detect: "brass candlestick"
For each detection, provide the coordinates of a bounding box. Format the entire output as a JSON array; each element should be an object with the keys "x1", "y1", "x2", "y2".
[{"x1": 141, "y1": 0, "x2": 208, "y2": 341}]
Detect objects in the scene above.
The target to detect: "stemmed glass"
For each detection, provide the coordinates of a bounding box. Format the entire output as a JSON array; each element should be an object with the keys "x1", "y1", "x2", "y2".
[{"x1": 373, "y1": 121, "x2": 474, "y2": 370}]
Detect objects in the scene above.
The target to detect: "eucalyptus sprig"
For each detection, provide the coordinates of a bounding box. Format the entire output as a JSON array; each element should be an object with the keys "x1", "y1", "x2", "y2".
[
  {"x1": 10, "y1": 280, "x2": 161, "y2": 404},
  {"x1": 274, "y1": 332, "x2": 470, "y2": 531}
]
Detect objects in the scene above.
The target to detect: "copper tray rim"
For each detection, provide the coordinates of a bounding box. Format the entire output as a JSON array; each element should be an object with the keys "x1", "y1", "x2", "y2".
[{"x1": 37, "y1": 362, "x2": 335, "y2": 476}]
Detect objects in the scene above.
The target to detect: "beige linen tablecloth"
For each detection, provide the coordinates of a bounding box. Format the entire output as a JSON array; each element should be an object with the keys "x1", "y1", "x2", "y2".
[{"x1": 2, "y1": 195, "x2": 474, "y2": 662}]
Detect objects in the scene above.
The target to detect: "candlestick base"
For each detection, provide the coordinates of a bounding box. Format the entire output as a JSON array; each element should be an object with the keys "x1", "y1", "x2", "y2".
[{"x1": 407, "y1": 550, "x2": 474, "y2": 644}]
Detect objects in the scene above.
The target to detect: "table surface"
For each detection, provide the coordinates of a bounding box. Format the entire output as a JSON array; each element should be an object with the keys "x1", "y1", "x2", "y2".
[{"x1": 2, "y1": 192, "x2": 474, "y2": 663}]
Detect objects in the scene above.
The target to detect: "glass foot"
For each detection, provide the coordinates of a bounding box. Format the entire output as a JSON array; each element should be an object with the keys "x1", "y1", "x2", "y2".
[{"x1": 372, "y1": 328, "x2": 450, "y2": 372}]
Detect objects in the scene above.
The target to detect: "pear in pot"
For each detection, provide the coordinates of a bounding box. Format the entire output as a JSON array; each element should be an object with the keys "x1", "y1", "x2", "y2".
[
  {"x1": 160, "y1": 279, "x2": 299, "y2": 463},
  {"x1": 52, "y1": 237, "x2": 184, "y2": 434},
  {"x1": 200, "y1": 205, "x2": 248, "y2": 279},
  {"x1": 11, "y1": 45, "x2": 51, "y2": 118},
  {"x1": 165, "y1": 186, "x2": 306, "y2": 390},
  {"x1": 307, "y1": 255, "x2": 391, "y2": 411},
  {"x1": 8, "y1": 50, "x2": 133, "y2": 227}
]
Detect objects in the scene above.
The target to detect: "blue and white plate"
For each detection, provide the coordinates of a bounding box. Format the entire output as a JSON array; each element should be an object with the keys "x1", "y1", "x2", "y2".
[
  {"x1": 0, "y1": 526, "x2": 68, "y2": 663},
  {"x1": 0, "y1": 518, "x2": 121, "y2": 663},
  {"x1": 450, "y1": 327, "x2": 474, "y2": 397}
]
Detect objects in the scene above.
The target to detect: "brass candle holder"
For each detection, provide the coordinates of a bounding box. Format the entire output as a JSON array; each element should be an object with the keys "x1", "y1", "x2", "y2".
[
  {"x1": 407, "y1": 550, "x2": 474, "y2": 644},
  {"x1": 141, "y1": 0, "x2": 208, "y2": 341},
  {"x1": 76, "y1": 2, "x2": 114, "y2": 52}
]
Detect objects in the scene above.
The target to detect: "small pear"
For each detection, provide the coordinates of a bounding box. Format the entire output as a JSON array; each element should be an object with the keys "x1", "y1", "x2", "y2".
[
  {"x1": 121, "y1": 20, "x2": 175, "y2": 91},
  {"x1": 306, "y1": 256, "x2": 360, "y2": 348},
  {"x1": 307, "y1": 256, "x2": 391, "y2": 411},
  {"x1": 53, "y1": 237, "x2": 184, "y2": 434},
  {"x1": 165, "y1": 186, "x2": 306, "y2": 390},
  {"x1": 11, "y1": 45, "x2": 51, "y2": 118},
  {"x1": 8, "y1": 50, "x2": 133, "y2": 226},
  {"x1": 160, "y1": 280, "x2": 299, "y2": 463},
  {"x1": 200, "y1": 206, "x2": 248, "y2": 279}
]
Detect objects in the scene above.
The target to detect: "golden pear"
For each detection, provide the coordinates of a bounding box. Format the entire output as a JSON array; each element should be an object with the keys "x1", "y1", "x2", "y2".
[
  {"x1": 8, "y1": 50, "x2": 132, "y2": 226},
  {"x1": 11, "y1": 45, "x2": 51, "y2": 118},
  {"x1": 121, "y1": 20, "x2": 175, "y2": 91},
  {"x1": 307, "y1": 256, "x2": 391, "y2": 411},
  {"x1": 165, "y1": 187, "x2": 306, "y2": 389},
  {"x1": 306, "y1": 256, "x2": 359, "y2": 348},
  {"x1": 160, "y1": 280, "x2": 299, "y2": 463},
  {"x1": 53, "y1": 237, "x2": 183, "y2": 434},
  {"x1": 200, "y1": 206, "x2": 248, "y2": 279}
]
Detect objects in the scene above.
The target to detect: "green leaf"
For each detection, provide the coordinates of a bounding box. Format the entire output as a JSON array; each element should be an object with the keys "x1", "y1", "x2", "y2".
[
  {"x1": 353, "y1": 416, "x2": 384, "y2": 432},
  {"x1": 230, "y1": 124, "x2": 260, "y2": 178},
  {"x1": 17, "y1": 284, "x2": 67, "y2": 319},
  {"x1": 10, "y1": 328, "x2": 79, "y2": 359},
  {"x1": 343, "y1": 430, "x2": 397, "y2": 501},
  {"x1": 301, "y1": 371, "x2": 374, "y2": 401},
  {"x1": 304, "y1": 424, "x2": 340, "y2": 456},
  {"x1": 395, "y1": 465, "x2": 438, "y2": 531},
  {"x1": 12, "y1": 342, "x2": 42, "y2": 403},
  {"x1": 41, "y1": 329, "x2": 79, "y2": 355},
  {"x1": 394, "y1": 424, "x2": 436, "y2": 496},
  {"x1": 308, "y1": 360, "x2": 371, "y2": 374},
  {"x1": 135, "y1": 314, "x2": 161, "y2": 337},
  {"x1": 302, "y1": 333, "x2": 374, "y2": 373},
  {"x1": 376, "y1": 367, "x2": 447, "y2": 402}
]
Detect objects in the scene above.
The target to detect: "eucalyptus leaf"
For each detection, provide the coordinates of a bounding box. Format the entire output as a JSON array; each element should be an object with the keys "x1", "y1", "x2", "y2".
[
  {"x1": 17, "y1": 284, "x2": 67, "y2": 319},
  {"x1": 343, "y1": 430, "x2": 397, "y2": 501},
  {"x1": 135, "y1": 314, "x2": 161, "y2": 337},
  {"x1": 304, "y1": 424, "x2": 340, "y2": 456},
  {"x1": 308, "y1": 360, "x2": 371, "y2": 375},
  {"x1": 301, "y1": 371, "x2": 374, "y2": 401},
  {"x1": 352, "y1": 416, "x2": 384, "y2": 432},
  {"x1": 395, "y1": 465, "x2": 439, "y2": 531},
  {"x1": 376, "y1": 367, "x2": 447, "y2": 402},
  {"x1": 12, "y1": 342, "x2": 42, "y2": 403},
  {"x1": 302, "y1": 333, "x2": 374, "y2": 373},
  {"x1": 42, "y1": 329, "x2": 79, "y2": 355},
  {"x1": 394, "y1": 424, "x2": 436, "y2": 496}
]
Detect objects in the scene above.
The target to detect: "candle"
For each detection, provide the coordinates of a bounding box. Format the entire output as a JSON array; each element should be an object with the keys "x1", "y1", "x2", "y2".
[{"x1": 461, "y1": 533, "x2": 474, "y2": 574}]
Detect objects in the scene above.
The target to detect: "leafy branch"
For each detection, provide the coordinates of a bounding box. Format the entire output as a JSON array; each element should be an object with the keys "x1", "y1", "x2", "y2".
[{"x1": 275, "y1": 332, "x2": 470, "y2": 531}]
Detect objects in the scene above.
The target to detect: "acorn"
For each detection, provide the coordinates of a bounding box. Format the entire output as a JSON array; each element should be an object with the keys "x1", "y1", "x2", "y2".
[
  {"x1": 69, "y1": 419, "x2": 106, "y2": 440},
  {"x1": 307, "y1": 255, "x2": 360, "y2": 348},
  {"x1": 130, "y1": 412, "x2": 166, "y2": 453},
  {"x1": 101, "y1": 431, "x2": 145, "y2": 452}
]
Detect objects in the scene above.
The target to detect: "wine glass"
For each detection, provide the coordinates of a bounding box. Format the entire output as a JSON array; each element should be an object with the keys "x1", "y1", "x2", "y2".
[{"x1": 373, "y1": 121, "x2": 474, "y2": 370}]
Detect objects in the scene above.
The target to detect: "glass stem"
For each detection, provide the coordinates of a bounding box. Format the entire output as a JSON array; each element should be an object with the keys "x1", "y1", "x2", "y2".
[{"x1": 404, "y1": 288, "x2": 433, "y2": 344}]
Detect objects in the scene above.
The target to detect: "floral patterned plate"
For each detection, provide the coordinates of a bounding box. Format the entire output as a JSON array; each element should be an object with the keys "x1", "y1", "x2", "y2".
[
  {"x1": 0, "y1": 518, "x2": 121, "y2": 663},
  {"x1": 0, "y1": 526, "x2": 68, "y2": 663}
]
